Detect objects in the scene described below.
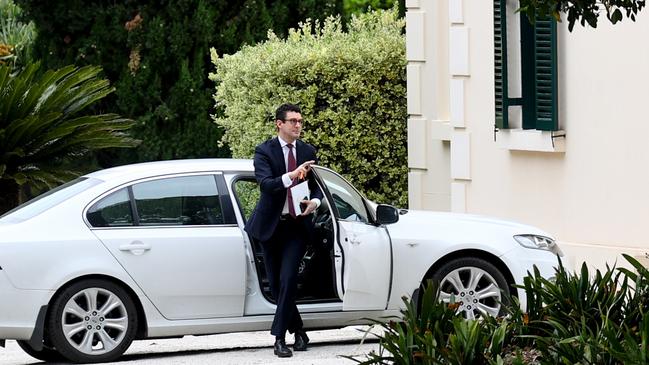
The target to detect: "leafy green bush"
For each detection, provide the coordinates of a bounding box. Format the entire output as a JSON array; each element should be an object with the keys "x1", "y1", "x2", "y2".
[
  {"x1": 210, "y1": 7, "x2": 407, "y2": 206},
  {"x1": 343, "y1": 0, "x2": 404, "y2": 18},
  {"x1": 0, "y1": 0, "x2": 35, "y2": 70}
]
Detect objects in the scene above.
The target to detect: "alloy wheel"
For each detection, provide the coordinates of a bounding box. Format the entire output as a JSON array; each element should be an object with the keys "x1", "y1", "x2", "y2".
[
  {"x1": 438, "y1": 266, "x2": 502, "y2": 319},
  {"x1": 60, "y1": 287, "x2": 129, "y2": 355}
]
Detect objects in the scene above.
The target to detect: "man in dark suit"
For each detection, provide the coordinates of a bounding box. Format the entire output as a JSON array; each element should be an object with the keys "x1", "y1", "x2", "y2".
[{"x1": 244, "y1": 103, "x2": 323, "y2": 358}]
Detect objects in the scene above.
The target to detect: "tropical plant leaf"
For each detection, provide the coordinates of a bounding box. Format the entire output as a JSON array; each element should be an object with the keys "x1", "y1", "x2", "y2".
[{"x1": 0, "y1": 62, "x2": 139, "y2": 213}]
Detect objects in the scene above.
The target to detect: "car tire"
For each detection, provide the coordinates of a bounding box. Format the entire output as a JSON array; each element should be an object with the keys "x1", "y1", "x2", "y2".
[
  {"x1": 47, "y1": 279, "x2": 138, "y2": 363},
  {"x1": 430, "y1": 257, "x2": 511, "y2": 319},
  {"x1": 17, "y1": 340, "x2": 64, "y2": 362}
]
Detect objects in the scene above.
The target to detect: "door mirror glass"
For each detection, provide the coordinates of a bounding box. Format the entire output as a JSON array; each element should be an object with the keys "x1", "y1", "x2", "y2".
[{"x1": 376, "y1": 204, "x2": 399, "y2": 225}]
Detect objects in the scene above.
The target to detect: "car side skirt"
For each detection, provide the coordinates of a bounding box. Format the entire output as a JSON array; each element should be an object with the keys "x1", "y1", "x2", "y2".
[{"x1": 145, "y1": 310, "x2": 401, "y2": 338}]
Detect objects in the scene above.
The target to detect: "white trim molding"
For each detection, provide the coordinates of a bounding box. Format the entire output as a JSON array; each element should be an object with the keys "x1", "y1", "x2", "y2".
[
  {"x1": 407, "y1": 64, "x2": 422, "y2": 115},
  {"x1": 449, "y1": 0, "x2": 464, "y2": 24},
  {"x1": 406, "y1": 12, "x2": 425, "y2": 61},
  {"x1": 497, "y1": 129, "x2": 566, "y2": 153},
  {"x1": 408, "y1": 118, "x2": 428, "y2": 168},
  {"x1": 406, "y1": 0, "x2": 421, "y2": 8},
  {"x1": 450, "y1": 78, "x2": 465, "y2": 127},
  {"x1": 449, "y1": 27, "x2": 470, "y2": 76},
  {"x1": 451, "y1": 182, "x2": 467, "y2": 213},
  {"x1": 451, "y1": 131, "x2": 471, "y2": 180}
]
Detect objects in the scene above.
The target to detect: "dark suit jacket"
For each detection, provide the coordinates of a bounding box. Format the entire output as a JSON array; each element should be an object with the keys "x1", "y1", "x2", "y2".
[{"x1": 244, "y1": 137, "x2": 324, "y2": 242}]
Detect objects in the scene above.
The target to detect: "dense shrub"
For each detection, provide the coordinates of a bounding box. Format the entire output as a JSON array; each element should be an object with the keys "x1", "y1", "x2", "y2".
[
  {"x1": 348, "y1": 281, "x2": 511, "y2": 364},
  {"x1": 210, "y1": 7, "x2": 407, "y2": 206},
  {"x1": 0, "y1": 0, "x2": 35, "y2": 70},
  {"x1": 351, "y1": 255, "x2": 649, "y2": 364},
  {"x1": 16, "y1": 0, "x2": 343, "y2": 166},
  {"x1": 344, "y1": 0, "x2": 404, "y2": 18}
]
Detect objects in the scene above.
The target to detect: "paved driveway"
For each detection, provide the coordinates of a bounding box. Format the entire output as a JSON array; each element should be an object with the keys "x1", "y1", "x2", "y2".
[{"x1": 1, "y1": 326, "x2": 381, "y2": 364}]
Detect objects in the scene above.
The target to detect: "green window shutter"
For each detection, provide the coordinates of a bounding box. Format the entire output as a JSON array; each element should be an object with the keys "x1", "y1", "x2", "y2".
[
  {"x1": 533, "y1": 16, "x2": 559, "y2": 131},
  {"x1": 493, "y1": 0, "x2": 508, "y2": 129},
  {"x1": 520, "y1": 12, "x2": 536, "y2": 129}
]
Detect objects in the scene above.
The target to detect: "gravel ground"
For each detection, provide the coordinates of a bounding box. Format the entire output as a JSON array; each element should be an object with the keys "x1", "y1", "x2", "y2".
[{"x1": 0, "y1": 326, "x2": 381, "y2": 365}]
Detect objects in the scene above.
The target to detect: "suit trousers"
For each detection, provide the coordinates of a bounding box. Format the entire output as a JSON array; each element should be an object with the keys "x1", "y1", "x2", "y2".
[{"x1": 261, "y1": 217, "x2": 307, "y2": 338}]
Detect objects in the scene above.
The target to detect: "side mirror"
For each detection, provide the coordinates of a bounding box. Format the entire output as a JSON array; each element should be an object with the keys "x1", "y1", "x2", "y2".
[{"x1": 376, "y1": 204, "x2": 399, "y2": 225}]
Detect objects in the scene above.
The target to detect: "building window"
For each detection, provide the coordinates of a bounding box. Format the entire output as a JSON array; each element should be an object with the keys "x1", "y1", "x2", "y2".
[{"x1": 494, "y1": 0, "x2": 559, "y2": 131}]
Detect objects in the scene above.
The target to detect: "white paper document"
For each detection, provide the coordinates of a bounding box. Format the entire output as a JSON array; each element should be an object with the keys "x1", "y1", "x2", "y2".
[{"x1": 290, "y1": 181, "x2": 310, "y2": 214}]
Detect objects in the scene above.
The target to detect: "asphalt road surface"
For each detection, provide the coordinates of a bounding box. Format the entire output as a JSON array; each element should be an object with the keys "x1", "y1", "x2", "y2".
[{"x1": 0, "y1": 326, "x2": 382, "y2": 365}]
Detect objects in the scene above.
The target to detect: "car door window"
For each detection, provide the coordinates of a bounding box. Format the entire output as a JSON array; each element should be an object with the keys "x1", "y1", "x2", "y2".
[
  {"x1": 132, "y1": 175, "x2": 223, "y2": 226},
  {"x1": 232, "y1": 179, "x2": 259, "y2": 222},
  {"x1": 87, "y1": 188, "x2": 134, "y2": 227},
  {"x1": 315, "y1": 168, "x2": 369, "y2": 223}
]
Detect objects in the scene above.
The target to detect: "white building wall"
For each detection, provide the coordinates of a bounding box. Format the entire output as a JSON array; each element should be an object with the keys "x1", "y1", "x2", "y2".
[{"x1": 408, "y1": 0, "x2": 649, "y2": 269}]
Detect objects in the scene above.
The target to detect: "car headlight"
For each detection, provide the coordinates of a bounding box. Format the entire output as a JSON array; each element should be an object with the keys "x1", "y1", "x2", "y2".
[{"x1": 514, "y1": 234, "x2": 563, "y2": 256}]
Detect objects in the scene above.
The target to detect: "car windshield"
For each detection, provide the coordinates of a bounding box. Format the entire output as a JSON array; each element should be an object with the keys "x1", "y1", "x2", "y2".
[{"x1": 0, "y1": 177, "x2": 102, "y2": 223}]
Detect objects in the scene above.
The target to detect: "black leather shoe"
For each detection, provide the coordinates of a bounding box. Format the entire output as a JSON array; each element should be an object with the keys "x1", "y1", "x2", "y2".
[
  {"x1": 293, "y1": 330, "x2": 309, "y2": 351},
  {"x1": 274, "y1": 339, "x2": 293, "y2": 357}
]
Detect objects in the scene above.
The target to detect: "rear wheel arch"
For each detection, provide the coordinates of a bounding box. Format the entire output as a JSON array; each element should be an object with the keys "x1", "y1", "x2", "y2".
[{"x1": 46, "y1": 274, "x2": 148, "y2": 340}]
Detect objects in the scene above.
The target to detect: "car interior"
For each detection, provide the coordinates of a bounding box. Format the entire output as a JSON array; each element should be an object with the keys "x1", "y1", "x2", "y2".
[{"x1": 232, "y1": 177, "x2": 341, "y2": 304}]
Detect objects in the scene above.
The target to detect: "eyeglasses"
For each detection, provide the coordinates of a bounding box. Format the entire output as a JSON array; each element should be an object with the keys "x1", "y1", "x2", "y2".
[{"x1": 282, "y1": 118, "x2": 304, "y2": 126}]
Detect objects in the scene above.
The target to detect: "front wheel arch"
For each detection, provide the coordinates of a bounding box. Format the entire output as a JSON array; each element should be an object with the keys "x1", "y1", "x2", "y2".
[
  {"x1": 417, "y1": 250, "x2": 517, "y2": 309},
  {"x1": 46, "y1": 275, "x2": 147, "y2": 341}
]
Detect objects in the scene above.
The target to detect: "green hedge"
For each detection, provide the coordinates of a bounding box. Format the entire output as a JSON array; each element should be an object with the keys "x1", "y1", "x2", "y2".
[{"x1": 210, "y1": 7, "x2": 407, "y2": 206}]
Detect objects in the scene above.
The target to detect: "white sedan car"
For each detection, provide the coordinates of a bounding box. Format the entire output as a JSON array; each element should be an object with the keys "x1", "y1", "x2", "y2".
[{"x1": 0, "y1": 159, "x2": 561, "y2": 363}]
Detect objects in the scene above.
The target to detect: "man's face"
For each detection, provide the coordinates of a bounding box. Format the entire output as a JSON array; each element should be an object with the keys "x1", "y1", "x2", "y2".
[{"x1": 276, "y1": 111, "x2": 303, "y2": 142}]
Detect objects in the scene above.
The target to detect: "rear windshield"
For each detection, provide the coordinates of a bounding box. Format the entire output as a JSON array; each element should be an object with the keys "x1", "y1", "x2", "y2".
[{"x1": 0, "y1": 177, "x2": 102, "y2": 223}]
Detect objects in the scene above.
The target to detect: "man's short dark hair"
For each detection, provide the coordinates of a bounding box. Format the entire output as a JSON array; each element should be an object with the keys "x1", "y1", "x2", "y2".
[{"x1": 275, "y1": 103, "x2": 301, "y2": 121}]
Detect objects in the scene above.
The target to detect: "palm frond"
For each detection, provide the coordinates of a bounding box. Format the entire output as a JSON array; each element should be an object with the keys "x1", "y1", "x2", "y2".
[{"x1": 0, "y1": 62, "x2": 139, "y2": 209}]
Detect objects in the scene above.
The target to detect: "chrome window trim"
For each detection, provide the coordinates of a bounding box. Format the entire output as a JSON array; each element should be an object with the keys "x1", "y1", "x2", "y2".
[
  {"x1": 82, "y1": 171, "x2": 235, "y2": 229},
  {"x1": 89, "y1": 224, "x2": 240, "y2": 230}
]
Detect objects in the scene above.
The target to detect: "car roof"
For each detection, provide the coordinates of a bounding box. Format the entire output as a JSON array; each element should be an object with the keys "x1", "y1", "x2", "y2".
[{"x1": 85, "y1": 159, "x2": 254, "y2": 182}]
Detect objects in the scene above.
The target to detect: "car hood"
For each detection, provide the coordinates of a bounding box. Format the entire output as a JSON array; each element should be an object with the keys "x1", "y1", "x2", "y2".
[
  {"x1": 403, "y1": 209, "x2": 544, "y2": 230},
  {"x1": 387, "y1": 209, "x2": 551, "y2": 244}
]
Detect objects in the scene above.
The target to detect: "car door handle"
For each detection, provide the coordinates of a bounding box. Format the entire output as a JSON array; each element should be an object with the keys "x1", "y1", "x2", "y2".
[
  {"x1": 119, "y1": 241, "x2": 151, "y2": 255},
  {"x1": 344, "y1": 236, "x2": 361, "y2": 245}
]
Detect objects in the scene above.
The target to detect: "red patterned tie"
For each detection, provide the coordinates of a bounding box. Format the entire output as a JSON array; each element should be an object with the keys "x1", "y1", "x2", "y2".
[{"x1": 286, "y1": 143, "x2": 297, "y2": 218}]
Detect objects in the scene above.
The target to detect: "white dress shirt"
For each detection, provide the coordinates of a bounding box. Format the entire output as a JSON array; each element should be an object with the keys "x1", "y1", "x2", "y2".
[{"x1": 278, "y1": 136, "x2": 321, "y2": 215}]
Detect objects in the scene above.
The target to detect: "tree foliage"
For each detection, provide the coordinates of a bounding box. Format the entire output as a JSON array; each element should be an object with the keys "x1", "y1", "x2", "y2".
[
  {"x1": 0, "y1": 63, "x2": 138, "y2": 214},
  {"x1": 343, "y1": 0, "x2": 404, "y2": 18},
  {"x1": 15, "y1": 0, "x2": 343, "y2": 166},
  {"x1": 519, "y1": 0, "x2": 646, "y2": 31},
  {"x1": 211, "y1": 8, "x2": 407, "y2": 206}
]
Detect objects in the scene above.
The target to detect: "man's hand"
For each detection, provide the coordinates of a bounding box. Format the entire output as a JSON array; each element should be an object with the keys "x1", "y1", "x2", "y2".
[
  {"x1": 300, "y1": 200, "x2": 317, "y2": 216},
  {"x1": 289, "y1": 160, "x2": 315, "y2": 181}
]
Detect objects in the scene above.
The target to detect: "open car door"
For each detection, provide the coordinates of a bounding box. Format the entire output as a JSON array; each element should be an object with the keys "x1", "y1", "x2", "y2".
[{"x1": 312, "y1": 166, "x2": 392, "y2": 311}]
